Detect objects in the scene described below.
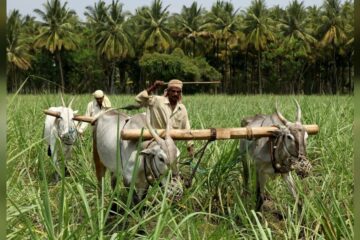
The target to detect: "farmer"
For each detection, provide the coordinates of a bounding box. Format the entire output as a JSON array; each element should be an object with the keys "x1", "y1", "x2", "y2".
[
  {"x1": 135, "y1": 79, "x2": 194, "y2": 157},
  {"x1": 77, "y1": 89, "x2": 111, "y2": 135}
]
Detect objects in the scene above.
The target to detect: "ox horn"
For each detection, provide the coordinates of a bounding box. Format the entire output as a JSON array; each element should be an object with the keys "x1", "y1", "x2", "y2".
[
  {"x1": 145, "y1": 107, "x2": 163, "y2": 144},
  {"x1": 60, "y1": 94, "x2": 66, "y2": 107},
  {"x1": 275, "y1": 101, "x2": 290, "y2": 125},
  {"x1": 165, "y1": 114, "x2": 172, "y2": 140},
  {"x1": 68, "y1": 97, "x2": 75, "y2": 109},
  {"x1": 44, "y1": 109, "x2": 61, "y2": 118},
  {"x1": 293, "y1": 99, "x2": 302, "y2": 123}
]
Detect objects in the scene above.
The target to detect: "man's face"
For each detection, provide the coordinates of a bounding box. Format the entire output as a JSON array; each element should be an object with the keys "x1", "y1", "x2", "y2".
[
  {"x1": 95, "y1": 97, "x2": 104, "y2": 106},
  {"x1": 167, "y1": 87, "x2": 182, "y2": 103}
]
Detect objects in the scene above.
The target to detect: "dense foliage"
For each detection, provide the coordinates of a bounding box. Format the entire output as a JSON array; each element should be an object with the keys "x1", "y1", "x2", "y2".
[{"x1": 7, "y1": 0, "x2": 353, "y2": 94}]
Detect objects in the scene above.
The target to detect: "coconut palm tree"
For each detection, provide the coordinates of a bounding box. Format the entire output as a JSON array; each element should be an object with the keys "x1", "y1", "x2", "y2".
[
  {"x1": 277, "y1": 0, "x2": 317, "y2": 93},
  {"x1": 204, "y1": 1, "x2": 241, "y2": 92},
  {"x1": 317, "y1": 0, "x2": 347, "y2": 93},
  {"x1": 243, "y1": 0, "x2": 275, "y2": 94},
  {"x1": 85, "y1": 0, "x2": 134, "y2": 93},
  {"x1": 33, "y1": 0, "x2": 79, "y2": 93},
  {"x1": 136, "y1": 0, "x2": 173, "y2": 53},
  {"x1": 173, "y1": 2, "x2": 207, "y2": 57},
  {"x1": 6, "y1": 10, "x2": 32, "y2": 92},
  {"x1": 84, "y1": 0, "x2": 108, "y2": 25},
  {"x1": 339, "y1": 0, "x2": 353, "y2": 93}
]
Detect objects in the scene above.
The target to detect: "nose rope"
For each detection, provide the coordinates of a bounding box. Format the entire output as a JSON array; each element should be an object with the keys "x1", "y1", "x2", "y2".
[
  {"x1": 61, "y1": 123, "x2": 77, "y2": 144},
  {"x1": 271, "y1": 132, "x2": 307, "y2": 173},
  {"x1": 143, "y1": 155, "x2": 157, "y2": 185}
]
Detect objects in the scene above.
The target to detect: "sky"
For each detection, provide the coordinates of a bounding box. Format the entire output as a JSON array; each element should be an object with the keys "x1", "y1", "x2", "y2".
[{"x1": 7, "y1": 0, "x2": 325, "y2": 20}]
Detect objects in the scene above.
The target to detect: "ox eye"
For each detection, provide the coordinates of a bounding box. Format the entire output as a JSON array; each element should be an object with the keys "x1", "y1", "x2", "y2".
[{"x1": 158, "y1": 157, "x2": 165, "y2": 162}]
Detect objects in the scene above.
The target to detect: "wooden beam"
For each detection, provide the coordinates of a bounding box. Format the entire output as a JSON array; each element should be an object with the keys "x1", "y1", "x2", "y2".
[
  {"x1": 121, "y1": 124, "x2": 319, "y2": 140},
  {"x1": 44, "y1": 110, "x2": 94, "y2": 123},
  {"x1": 163, "y1": 81, "x2": 221, "y2": 85},
  {"x1": 73, "y1": 115, "x2": 94, "y2": 123}
]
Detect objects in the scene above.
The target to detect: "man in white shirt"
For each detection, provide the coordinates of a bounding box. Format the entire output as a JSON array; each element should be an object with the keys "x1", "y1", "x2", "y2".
[
  {"x1": 77, "y1": 90, "x2": 111, "y2": 135},
  {"x1": 135, "y1": 79, "x2": 194, "y2": 156}
]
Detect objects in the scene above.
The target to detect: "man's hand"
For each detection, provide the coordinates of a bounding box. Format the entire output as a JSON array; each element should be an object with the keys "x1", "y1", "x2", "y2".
[
  {"x1": 153, "y1": 80, "x2": 164, "y2": 87},
  {"x1": 147, "y1": 80, "x2": 164, "y2": 94}
]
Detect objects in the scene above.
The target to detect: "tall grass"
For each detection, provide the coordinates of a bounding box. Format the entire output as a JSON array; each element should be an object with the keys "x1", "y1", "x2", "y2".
[{"x1": 7, "y1": 94, "x2": 353, "y2": 239}]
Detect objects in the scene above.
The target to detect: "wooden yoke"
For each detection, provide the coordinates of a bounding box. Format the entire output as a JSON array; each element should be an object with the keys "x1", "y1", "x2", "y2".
[
  {"x1": 121, "y1": 124, "x2": 319, "y2": 141},
  {"x1": 69, "y1": 113, "x2": 319, "y2": 141},
  {"x1": 73, "y1": 115, "x2": 94, "y2": 123}
]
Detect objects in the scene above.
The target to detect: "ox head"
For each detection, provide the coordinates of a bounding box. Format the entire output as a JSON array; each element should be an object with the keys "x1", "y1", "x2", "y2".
[
  {"x1": 45, "y1": 97, "x2": 78, "y2": 145},
  {"x1": 270, "y1": 100, "x2": 312, "y2": 177},
  {"x1": 141, "y1": 108, "x2": 183, "y2": 201}
]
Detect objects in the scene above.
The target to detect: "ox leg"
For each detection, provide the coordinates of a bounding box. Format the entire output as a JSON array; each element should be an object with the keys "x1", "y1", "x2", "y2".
[
  {"x1": 109, "y1": 173, "x2": 124, "y2": 216},
  {"x1": 282, "y1": 173, "x2": 303, "y2": 213},
  {"x1": 50, "y1": 143, "x2": 60, "y2": 183},
  {"x1": 63, "y1": 146, "x2": 72, "y2": 177},
  {"x1": 241, "y1": 154, "x2": 250, "y2": 195},
  {"x1": 255, "y1": 171, "x2": 267, "y2": 211},
  {"x1": 93, "y1": 137, "x2": 106, "y2": 190}
]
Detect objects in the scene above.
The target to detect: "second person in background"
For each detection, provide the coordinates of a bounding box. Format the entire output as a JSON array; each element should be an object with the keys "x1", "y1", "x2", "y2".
[{"x1": 77, "y1": 89, "x2": 112, "y2": 135}]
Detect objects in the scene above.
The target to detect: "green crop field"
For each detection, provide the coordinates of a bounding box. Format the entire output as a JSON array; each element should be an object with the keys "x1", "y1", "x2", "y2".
[{"x1": 7, "y1": 94, "x2": 353, "y2": 239}]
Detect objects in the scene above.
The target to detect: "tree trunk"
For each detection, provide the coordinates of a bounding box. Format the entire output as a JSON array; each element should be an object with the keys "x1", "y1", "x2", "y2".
[
  {"x1": 12, "y1": 65, "x2": 17, "y2": 92},
  {"x1": 224, "y1": 39, "x2": 230, "y2": 93},
  {"x1": 245, "y1": 49, "x2": 248, "y2": 93},
  {"x1": 348, "y1": 59, "x2": 353, "y2": 93},
  {"x1": 332, "y1": 43, "x2": 338, "y2": 94},
  {"x1": 257, "y1": 50, "x2": 262, "y2": 94},
  {"x1": 56, "y1": 51, "x2": 65, "y2": 93},
  {"x1": 251, "y1": 56, "x2": 256, "y2": 93},
  {"x1": 107, "y1": 62, "x2": 116, "y2": 94},
  {"x1": 119, "y1": 64, "x2": 126, "y2": 93}
]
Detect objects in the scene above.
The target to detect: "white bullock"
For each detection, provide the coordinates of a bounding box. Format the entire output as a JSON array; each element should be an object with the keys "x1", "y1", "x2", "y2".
[
  {"x1": 93, "y1": 108, "x2": 183, "y2": 204},
  {"x1": 239, "y1": 100, "x2": 312, "y2": 211},
  {"x1": 44, "y1": 98, "x2": 78, "y2": 181}
]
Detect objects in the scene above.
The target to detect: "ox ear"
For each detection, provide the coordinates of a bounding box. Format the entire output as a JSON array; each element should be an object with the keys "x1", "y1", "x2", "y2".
[{"x1": 140, "y1": 148, "x2": 157, "y2": 156}]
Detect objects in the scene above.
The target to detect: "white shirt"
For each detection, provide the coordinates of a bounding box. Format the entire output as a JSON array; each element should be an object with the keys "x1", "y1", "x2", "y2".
[{"x1": 78, "y1": 96, "x2": 111, "y2": 133}]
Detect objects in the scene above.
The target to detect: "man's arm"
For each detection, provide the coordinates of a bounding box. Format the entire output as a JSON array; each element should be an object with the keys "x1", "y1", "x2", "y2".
[
  {"x1": 135, "y1": 80, "x2": 164, "y2": 106},
  {"x1": 146, "y1": 80, "x2": 164, "y2": 95}
]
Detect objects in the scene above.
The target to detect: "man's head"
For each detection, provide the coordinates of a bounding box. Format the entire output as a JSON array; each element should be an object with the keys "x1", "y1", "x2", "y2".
[
  {"x1": 166, "y1": 79, "x2": 183, "y2": 104},
  {"x1": 93, "y1": 90, "x2": 104, "y2": 106}
]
